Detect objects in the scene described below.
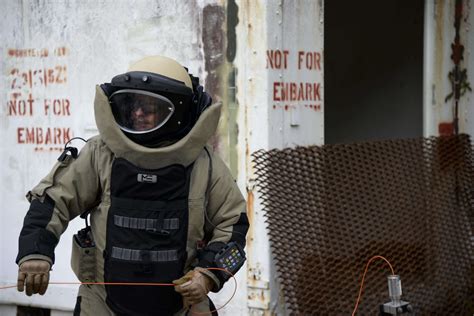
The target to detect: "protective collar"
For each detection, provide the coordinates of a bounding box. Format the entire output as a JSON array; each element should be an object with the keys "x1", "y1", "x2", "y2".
[{"x1": 94, "y1": 85, "x2": 221, "y2": 169}]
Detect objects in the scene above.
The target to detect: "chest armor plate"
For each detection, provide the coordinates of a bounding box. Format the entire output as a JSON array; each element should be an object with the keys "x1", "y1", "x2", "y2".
[{"x1": 104, "y1": 158, "x2": 192, "y2": 315}]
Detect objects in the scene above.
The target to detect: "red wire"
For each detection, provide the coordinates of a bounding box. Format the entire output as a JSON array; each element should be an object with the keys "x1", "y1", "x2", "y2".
[
  {"x1": 0, "y1": 282, "x2": 176, "y2": 289},
  {"x1": 0, "y1": 259, "x2": 397, "y2": 315},
  {"x1": 0, "y1": 267, "x2": 237, "y2": 315},
  {"x1": 351, "y1": 255, "x2": 395, "y2": 316}
]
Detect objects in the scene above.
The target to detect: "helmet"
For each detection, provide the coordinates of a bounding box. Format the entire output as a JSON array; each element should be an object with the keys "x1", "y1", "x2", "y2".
[{"x1": 101, "y1": 56, "x2": 211, "y2": 147}]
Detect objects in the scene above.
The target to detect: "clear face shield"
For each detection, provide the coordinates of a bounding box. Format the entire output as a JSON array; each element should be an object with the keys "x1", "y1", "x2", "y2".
[{"x1": 109, "y1": 89, "x2": 175, "y2": 134}]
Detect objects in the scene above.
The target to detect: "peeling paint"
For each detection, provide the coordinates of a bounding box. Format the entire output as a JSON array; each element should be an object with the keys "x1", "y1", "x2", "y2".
[
  {"x1": 226, "y1": 0, "x2": 240, "y2": 179},
  {"x1": 226, "y1": 0, "x2": 238, "y2": 62},
  {"x1": 439, "y1": 121, "x2": 455, "y2": 135},
  {"x1": 202, "y1": 4, "x2": 227, "y2": 159},
  {"x1": 202, "y1": 4, "x2": 226, "y2": 98},
  {"x1": 434, "y1": 0, "x2": 447, "y2": 132},
  {"x1": 445, "y1": 0, "x2": 472, "y2": 134}
]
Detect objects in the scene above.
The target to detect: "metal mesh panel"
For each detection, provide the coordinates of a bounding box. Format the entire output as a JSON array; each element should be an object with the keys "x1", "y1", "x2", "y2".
[{"x1": 252, "y1": 135, "x2": 474, "y2": 315}]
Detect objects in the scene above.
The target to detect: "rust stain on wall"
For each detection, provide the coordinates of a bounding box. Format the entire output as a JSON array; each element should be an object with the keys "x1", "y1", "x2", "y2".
[
  {"x1": 439, "y1": 122, "x2": 454, "y2": 135},
  {"x1": 446, "y1": 0, "x2": 472, "y2": 134},
  {"x1": 246, "y1": 186, "x2": 254, "y2": 248},
  {"x1": 202, "y1": 4, "x2": 225, "y2": 100},
  {"x1": 203, "y1": 2, "x2": 242, "y2": 179},
  {"x1": 434, "y1": 1, "x2": 445, "y2": 112}
]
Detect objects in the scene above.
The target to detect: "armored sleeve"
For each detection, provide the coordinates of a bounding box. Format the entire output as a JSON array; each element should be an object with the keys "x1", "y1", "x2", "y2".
[
  {"x1": 196, "y1": 150, "x2": 249, "y2": 291},
  {"x1": 16, "y1": 140, "x2": 101, "y2": 265}
]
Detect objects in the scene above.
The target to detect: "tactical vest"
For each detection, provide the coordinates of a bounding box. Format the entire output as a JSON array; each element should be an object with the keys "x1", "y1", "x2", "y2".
[{"x1": 104, "y1": 157, "x2": 193, "y2": 315}]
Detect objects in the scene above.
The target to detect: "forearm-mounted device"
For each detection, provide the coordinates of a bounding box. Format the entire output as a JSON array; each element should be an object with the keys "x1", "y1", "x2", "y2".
[{"x1": 213, "y1": 242, "x2": 246, "y2": 281}]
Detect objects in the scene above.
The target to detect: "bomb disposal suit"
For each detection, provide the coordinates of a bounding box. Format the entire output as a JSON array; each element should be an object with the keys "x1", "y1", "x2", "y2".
[{"x1": 16, "y1": 56, "x2": 249, "y2": 315}]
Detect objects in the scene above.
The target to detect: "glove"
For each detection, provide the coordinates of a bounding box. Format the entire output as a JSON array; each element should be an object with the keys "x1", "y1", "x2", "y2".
[
  {"x1": 173, "y1": 268, "x2": 213, "y2": 307},
  {"x1": 17, "y1": 259, "x2": 51, "y2": 296}
]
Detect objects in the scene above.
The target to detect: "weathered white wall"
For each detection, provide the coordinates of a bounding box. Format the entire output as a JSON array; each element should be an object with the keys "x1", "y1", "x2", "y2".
[
  {"x1": 235, "y1": 1, "x2": 271, "y2": 314},
  {"x1": 0, "y1": 0, "x2": 251, "y2": 314},
  {"x1": 236, "y1": 0, "x2": 324, "y2": 315},
  {"x1": 424, "y1": 0, "x2": 456, "y2": 136},
  {"x1": 266, "y1": 0, "x2": 325, "y2": 148}
]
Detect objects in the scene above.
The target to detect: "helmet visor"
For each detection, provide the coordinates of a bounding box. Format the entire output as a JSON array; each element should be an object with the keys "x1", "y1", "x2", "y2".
[{"x1": 109, "y1": 89, "x2": 175, "y2": 134}]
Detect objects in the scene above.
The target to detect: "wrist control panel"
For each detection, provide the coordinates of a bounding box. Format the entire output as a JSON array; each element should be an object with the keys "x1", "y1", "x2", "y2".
[{"x1": 214, "y1": 242, "x2": 246, "y2": 280}]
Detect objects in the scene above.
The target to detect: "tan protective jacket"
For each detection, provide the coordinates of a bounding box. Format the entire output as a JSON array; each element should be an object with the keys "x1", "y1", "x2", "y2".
[{"x1": 17, "y1": 86, "x2": 248, "y2": 314}]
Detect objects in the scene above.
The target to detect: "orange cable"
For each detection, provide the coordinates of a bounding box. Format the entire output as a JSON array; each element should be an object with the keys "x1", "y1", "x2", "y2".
[
  {"x1": 0, "y1": 282, "x2": 175, "y2": 289},
  {"x1": 0, "y1": 267, "x2": 236, "y2": 315},
  {"x1": 351, "y1": 255, "x2": 395, "y2": 316}
]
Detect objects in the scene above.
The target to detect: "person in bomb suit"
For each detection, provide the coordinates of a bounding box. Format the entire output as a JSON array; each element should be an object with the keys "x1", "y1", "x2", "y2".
[{"x1": 16, "y1": 56, "x2": 249, "y2": 315}]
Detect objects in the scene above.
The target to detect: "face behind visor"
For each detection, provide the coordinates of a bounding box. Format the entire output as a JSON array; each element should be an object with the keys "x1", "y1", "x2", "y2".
[
  {"x1": 110, "y1": 89, "x2": 175, "y2": 134},
  {"x1": 103, "y1": 70, "x2": 196, "y2": 147}
]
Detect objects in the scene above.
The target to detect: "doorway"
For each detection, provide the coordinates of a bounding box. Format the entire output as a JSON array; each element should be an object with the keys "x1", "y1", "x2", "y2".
[{"x1": 324, "y1": 0, "x2": 425, "y2": 144}]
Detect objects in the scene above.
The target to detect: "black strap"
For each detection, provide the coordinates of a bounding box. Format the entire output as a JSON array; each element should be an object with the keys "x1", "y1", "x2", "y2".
[
  {"x1": 73, "y1": 296, "x2": 82, "y2": 316},
  {"x1": 114, "y1": 215, "x2": 179, "y2": 231},
  {"x1": 208, "y1": 296, "x2": 218, "y2": 316},
  {"x1": 111, "y1": 247, "x2": 178, "y2": 262}
]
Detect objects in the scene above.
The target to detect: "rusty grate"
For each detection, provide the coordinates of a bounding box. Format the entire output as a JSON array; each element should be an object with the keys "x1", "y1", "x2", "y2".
[{"x1": 252, "y1": 135, "x2": 474, "y2": 315}]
